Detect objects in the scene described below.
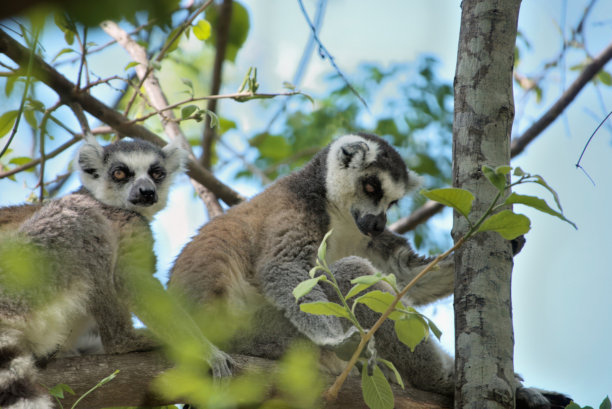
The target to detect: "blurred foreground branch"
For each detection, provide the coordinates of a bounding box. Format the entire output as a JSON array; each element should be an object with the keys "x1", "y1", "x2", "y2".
[{"x1": 39, "y1": 351, "x2": 452, "y2": 409}]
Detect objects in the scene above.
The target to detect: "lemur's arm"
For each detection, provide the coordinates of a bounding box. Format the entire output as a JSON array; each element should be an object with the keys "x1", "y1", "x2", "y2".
[{"x1": 363, "y1": 230, "x2": 455, "y2": 306}]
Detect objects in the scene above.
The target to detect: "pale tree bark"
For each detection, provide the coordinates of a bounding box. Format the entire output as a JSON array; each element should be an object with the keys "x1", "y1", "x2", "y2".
[{"x1": 452, "y1": 1, "x2": 521, "y2": 409}]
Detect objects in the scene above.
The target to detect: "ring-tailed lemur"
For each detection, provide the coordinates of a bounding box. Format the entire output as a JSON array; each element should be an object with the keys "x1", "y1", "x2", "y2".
[
  {"x1": 169, "y1": 133, "x2": 569, "y2": 408},
  {"x1": 0, "y1": 136, "x2": 230, "y2": 409}
]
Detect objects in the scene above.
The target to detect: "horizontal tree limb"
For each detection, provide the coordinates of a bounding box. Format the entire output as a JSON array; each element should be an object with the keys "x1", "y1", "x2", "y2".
[{"x1": 39, "y1": 351, "x2": 452, "y2": 409}]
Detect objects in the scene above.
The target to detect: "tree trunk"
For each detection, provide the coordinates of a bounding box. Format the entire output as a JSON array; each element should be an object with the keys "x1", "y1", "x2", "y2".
[{"x1": 452, "y1": 1, "x2": 521, "y2": 409}]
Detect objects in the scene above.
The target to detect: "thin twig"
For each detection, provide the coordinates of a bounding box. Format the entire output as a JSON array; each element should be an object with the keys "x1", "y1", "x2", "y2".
[
  {"x1": 75, "y1": 25, "x2": 89, "y2": 90},
  {"x1": 324, "y1": 236, "x2": 466, "y2": 401},
  {"x1": 575, "y1": 109, "x2": 612, "y2": 185},
  {"x1": 296, "y1": 0, "x2": 368, "y2": 110},
  {"x1": 124, "y1": 91, "x2": 303, "y2": 125},
  {"x1": 263, "y1": 0, "x2": 327, "y2": 134}
]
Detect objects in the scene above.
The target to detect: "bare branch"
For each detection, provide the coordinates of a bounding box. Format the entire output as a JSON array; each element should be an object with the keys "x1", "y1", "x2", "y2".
[
  {"x1": 511, "y1": 39, "x2": 612, "y2": 156},
  {"x1": 389, "y1": 201, "x2": 445, "y2": 234},
  {"x1": 39, "y1": 351, "x2": 451, "y2": 409},
  {"x1": 0, "y1": 27, "x2": 244, "y2": 206},
  {"x1": 200, "y1": 0, "x2": 233, "y2": 170},
  {"x1": 0, "y1": 136, "x2": 80, "y2": 179}
]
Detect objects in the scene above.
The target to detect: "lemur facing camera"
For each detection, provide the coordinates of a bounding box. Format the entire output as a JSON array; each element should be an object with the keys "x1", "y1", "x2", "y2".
[
  {"x1": 170, "y1": 133, "x2": 570, "y2": 408},
  {"x1": 0, "y1": 136, "x2": 192, "y2": 409}
]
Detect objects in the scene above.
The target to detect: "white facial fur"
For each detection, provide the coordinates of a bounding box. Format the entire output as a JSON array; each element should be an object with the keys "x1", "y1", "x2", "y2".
[
  {"x1": 77, "y1": 138, "x2": 186, "y2": 220},
  {"x1": 325, "y1": 134, "x2": 418, "y2": 214}
]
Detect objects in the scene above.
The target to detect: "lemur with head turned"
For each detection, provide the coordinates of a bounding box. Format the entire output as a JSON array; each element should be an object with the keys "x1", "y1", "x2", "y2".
[
  {"x1": 170, "y1": 133, "x2": 569, "y2": 408},
  {"x1": 0, "y1": 136, "x2": 231, "y2": 409}
]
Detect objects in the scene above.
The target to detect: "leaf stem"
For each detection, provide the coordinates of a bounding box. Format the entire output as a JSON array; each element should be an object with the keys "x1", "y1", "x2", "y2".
[{"x1": 324, "y1": 236, "x2": 466, "y2": 401}]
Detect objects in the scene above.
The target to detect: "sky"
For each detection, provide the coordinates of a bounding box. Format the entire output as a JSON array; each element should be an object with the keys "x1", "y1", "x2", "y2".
[{"x1": 1, "y1": 0, "x2": 611, "y2": 406}]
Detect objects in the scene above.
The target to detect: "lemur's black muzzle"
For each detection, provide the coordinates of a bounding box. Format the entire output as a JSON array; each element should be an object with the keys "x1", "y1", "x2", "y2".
[
  {"x1": 129, "y1": 178, "x2": 158, "y2": 206},
  {"x1": 354, "y1": 212, "x2": 386, "y2": 237}
]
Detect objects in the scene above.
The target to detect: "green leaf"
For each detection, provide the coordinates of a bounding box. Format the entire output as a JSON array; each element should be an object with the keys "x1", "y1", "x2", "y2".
[
  {"x1": 124, "y1": 61, "x2": 140, "y2": 71},
  {"x1": 23, "y1": 109, "x2": 37, "y2": 130},
  {"x1": 351, "y1": 275, "x2": 383, "y2": 286},
  {"x1": 318, "y1": 229, "x2": 333, "y2": 264},
  {"x1": 361, "y1": 362, "x2": 394, "y2": 409},
  {"x1": 355, "y1": 290, "x2": 403, "y2": 320},
  {"x1": 394, "y1": 315, "x2": 429, "y2": 352},
  {"x1": 192, "y1": 19, "x2": 211, "y2": 41},
  {"x1": 0, "y1": 110, "x2": 19, "y2": 138},
  {"x1": 282, "y1": 81, "x2": 296, "y2": 91},
  {"x1": 346, "y1": 283, "x2": 371, "y2": 299},
  {"x1": 494, "y1": 165, "x2": 512, "y2": 175},
  {"x1": 513, "y1": 167, "x2": 525, "y2": 177},
  {"x1": 346, "y1": 274, "x2": 383, "y2": 299},
  {"x1": 382, "y1": 274, "x2": 398, "y2": 292},
  {"x1": 9, "y1": 157, "x2": 33, "y2": 168},
  {"x1": 477, "y1": 209, "x2": 531, "y2": 240},
  {"x1": 293, "y1": 276, "x2": 324, "y2": 301},
  {"x1": 300, "y1": 301, "x2": 350, "y2": 319},
  {"x1": 181, "y1": 78, "x2": 194, "y2": 95},
  {"x1": 504, "y1": 192, "x2": 576, "y2": 229},
  {"x1": 48, "y1": 383, "x2": 75, "y2": 399},
  {"x1": 597, "y1": 70, "x2": 612, "y2": 86},
  {"x1": 482, "y1": 165, "x2": 507, "y2": 192},
  {"x1": 5, "y1": 75, "x2": 18, "y2": 97},
  {"x1": 52, "y1": 47, "x2": 75, "y2": 62},
  {"x1": 180, "y1": 105, "x2": 198, "y2": 120},
  {"x1": 164, "y1": 27, "x2": 182, "y2": 54},
  {"x1": 376, "y1": 358, "x2": 404, "y2": 389},
  {"x1": 533, "y1": 174, "x2": 564, "y2": 212},
  {"x1": 421, "y1": 187, "x2": 474, "y2": 219}
]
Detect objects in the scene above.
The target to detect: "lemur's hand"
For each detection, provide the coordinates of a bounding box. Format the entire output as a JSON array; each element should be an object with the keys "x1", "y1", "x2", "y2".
[{"x1": 511, "y1": 235, "x2": 526, "y2": 256}]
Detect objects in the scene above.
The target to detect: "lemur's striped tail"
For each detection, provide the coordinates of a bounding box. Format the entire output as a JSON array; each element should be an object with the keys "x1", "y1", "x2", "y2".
[{"x1": 0, "y1": 332, "x2": 53, "y2": 409}]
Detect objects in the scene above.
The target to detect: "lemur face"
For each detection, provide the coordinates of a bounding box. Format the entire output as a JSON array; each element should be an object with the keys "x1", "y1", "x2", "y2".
[
  {"x1": 325, "y1": 134, "x2": 421, "y2": 237},
  {"x1": 77, "y1": 137, "x2": 186, "y2": 219}
]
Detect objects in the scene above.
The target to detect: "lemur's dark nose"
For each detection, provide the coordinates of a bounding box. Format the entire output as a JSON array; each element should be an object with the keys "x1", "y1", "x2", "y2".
[
  {"x1": 355, "y1": 212, "x2": 386, "y2": 237},
  {"x1": 129, "y1": 178, "x2": 158, "y2": 206}
]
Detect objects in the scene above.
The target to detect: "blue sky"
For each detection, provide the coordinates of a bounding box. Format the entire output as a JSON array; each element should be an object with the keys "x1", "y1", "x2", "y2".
[{"x1": 1, "y1": 0, "x2": 611, "y2": 405}]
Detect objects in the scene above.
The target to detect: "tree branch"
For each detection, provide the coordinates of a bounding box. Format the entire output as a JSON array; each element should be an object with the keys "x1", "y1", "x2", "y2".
[
  {"x1": 39, "y1": 352, "x2": 451, "y2": 409},
  {"x1": 200, "y1": 0, "x2": 233, "y2": 170},
  {"x1": 392, "y1": 39, "x2": 612, "y2": 234},
  {"x1": 389, "y1": 201, "x2": 445, "y2": 234},
  {"x1": 0, "y1": 28, "x2": 244, "y2": 207},
  {"x1": 511, "y1": 39, "x2": 612, "y2": 156}
]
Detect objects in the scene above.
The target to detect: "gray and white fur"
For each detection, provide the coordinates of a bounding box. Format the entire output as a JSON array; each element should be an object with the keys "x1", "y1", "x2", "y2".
[
  {"x1": 169, "y1": 133, "x2": 569, "y2": 408},
  {"x1": 0, "y1": 137, "x2": 187, "y2": 409}
]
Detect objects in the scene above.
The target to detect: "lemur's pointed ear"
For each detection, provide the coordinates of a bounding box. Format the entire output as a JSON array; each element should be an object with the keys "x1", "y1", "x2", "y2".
[
  {"x1": 161, "y1": 139, "x2": 188, "y2": 174},
  {"x1": 338, "y1": 141, "x2": 370, "y2": 168},
  {"x1": 77, "y1": 134, "x2": 104, "y2": 180}
]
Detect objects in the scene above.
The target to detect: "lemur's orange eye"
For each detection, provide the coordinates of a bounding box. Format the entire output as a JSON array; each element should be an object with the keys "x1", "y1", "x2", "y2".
[
  {"x1": 364, "y1": 183, "x2": 375, "y2": 193},
  {"x1": 113, "y1": 169, "x2": 126, "y2": 180}
]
